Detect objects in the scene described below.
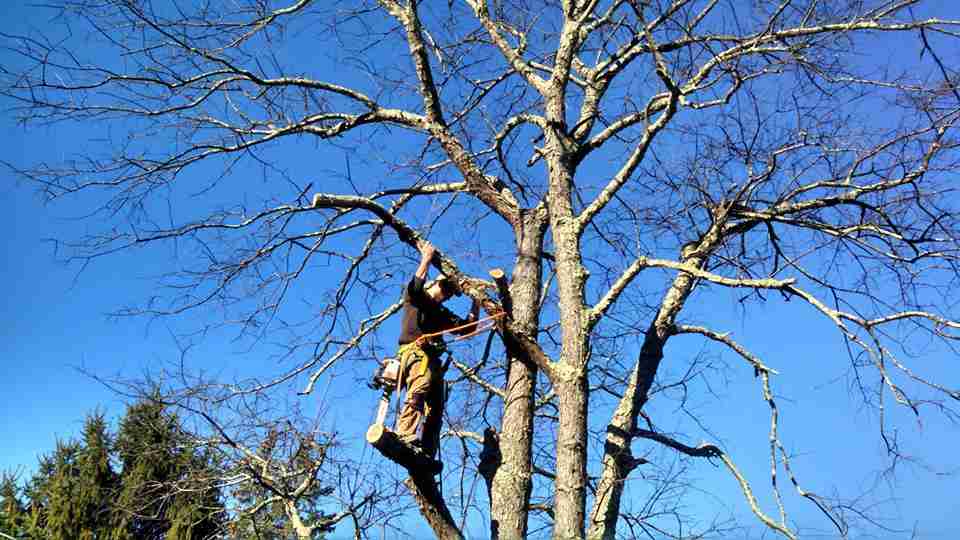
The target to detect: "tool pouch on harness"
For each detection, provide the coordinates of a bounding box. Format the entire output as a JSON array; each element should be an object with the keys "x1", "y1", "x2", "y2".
[{"x1": 397, "y1": 342, "x2": 433, "y2": 386}]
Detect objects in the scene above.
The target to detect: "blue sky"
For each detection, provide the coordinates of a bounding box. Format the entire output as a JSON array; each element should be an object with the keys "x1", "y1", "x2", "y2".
[{"x1": 2, "y1": 1, "x2": 960, "y2": 539}]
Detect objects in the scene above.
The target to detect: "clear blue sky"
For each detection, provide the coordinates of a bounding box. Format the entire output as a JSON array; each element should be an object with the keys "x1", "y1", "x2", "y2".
[{"x1": 2, "y1": 1, "x2": 959, "y2": 539}]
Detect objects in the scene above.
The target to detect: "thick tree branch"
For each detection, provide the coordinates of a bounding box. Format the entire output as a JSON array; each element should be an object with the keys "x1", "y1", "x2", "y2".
[{"x1": 586, "y1": 257, "x2": 795, "y2": 329}]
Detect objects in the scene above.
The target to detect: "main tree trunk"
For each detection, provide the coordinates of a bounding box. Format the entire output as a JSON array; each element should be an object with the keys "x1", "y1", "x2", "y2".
[{"x1": 489, "y1": 212, "x2": 545, "y2": 538}]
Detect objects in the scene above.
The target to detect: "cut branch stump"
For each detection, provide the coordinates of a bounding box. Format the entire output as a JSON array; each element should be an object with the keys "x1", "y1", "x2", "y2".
[{"x1": 366, "y1": 424, "x2": 443, "y2": 475}]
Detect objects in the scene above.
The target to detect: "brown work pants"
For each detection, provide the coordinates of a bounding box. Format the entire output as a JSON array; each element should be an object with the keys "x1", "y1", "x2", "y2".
[{"x1": 395, "y1": 344, "x2": 444, "y2": 457}]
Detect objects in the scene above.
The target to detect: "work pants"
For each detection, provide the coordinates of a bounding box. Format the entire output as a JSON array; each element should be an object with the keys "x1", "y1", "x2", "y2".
[{"x1": 395, "y1": 344, "x2": 444, "y2": 457}]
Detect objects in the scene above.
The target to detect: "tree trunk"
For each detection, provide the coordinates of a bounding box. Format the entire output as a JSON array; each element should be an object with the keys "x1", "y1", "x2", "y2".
[
  {"x1": 554, "y1": 371, "x2": 589, "y2": 540},
  {"x1": 587, "y1": 329, "x2": 665, "y2": 540},
  {"x1": 587, "y1": 246, "x2": 715, "y2": 539},
  {"x1": 489, "y1": 211, "x2": 545, "y2": 539},
  {"x1": 546, "y1": 153, "x2": 590, "y2": 539}
]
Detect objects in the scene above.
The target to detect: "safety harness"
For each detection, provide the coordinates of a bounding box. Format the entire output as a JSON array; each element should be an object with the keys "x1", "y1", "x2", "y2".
[{"x1": 370, "y1": 311, "x2": 506, "y2": 428}]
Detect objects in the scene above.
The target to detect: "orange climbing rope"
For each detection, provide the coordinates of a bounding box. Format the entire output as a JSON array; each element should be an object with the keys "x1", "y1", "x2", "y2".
[{"x1": 412, "y1": 311, "x2": 507, "y2": 347}]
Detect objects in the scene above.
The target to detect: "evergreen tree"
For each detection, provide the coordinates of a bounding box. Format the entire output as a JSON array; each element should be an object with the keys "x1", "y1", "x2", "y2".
[
  {"x1": 11, "y1": 402, "x2": 222, "y2": 540},
  {"x1": 164, "y1": 444, "x2": 224, "y2": 540},
  {"x1": 22, "y1": 448, "x2": 57, "y2": 538},
  {"x1": 112, "y1": 399, "x2": 178, "y2": 540},
  {"x1": 21, "y1": 413, "x2": 118, "y2": 540},
  {"x1": 0, "y1": 471, "x2": 27, "y2": 539},
  {"x1": 75, "y1": 412, "x2": 119, "y2": 540},
  {"x1": 39, "y1": 439, "x2": 82, "y2": 540},
  {"x1": 112, "y1": 399, "x2": 223, "y2": 540},
  {"x1": 228, "y1": 428, "x2": 335, "y2": 540}
]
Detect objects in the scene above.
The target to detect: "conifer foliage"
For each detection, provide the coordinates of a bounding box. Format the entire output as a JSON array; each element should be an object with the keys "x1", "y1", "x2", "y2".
[
  {"x1": 1, "y1": 402, "x2": 224, "y2": 540},
  {"x1": 0, "y1": 472, "x2": 27, "y2": 538},
  {"x1": 111, "y1": 400, "x2": 223, "y2": 540}
]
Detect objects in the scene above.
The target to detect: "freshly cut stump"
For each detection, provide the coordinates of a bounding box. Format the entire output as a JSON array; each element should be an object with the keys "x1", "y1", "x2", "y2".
[{"x1": 367, "y1": 424, "x2": 442, "y2": 475}]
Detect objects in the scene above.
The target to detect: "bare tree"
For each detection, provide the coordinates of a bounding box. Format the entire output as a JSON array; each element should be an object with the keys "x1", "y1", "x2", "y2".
[
  {"x1": 4, "y1": 1, "x2": 960, "y2": 539},
  {"x1": 97, "y1": 372, "x2": 397, "y2": 540},
  {"x1": 190, "y1": 398, "x2": 389, "y2": 540}
]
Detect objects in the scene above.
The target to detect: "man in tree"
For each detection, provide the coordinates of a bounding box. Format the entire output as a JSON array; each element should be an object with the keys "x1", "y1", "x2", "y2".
[{"x1": 395, "y1": 241, "x2": 479, "y2": 458}]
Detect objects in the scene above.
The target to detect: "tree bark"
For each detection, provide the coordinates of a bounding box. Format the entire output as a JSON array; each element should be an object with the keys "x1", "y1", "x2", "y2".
[
  {"x1": 546, "y1": 144, "x2": 590, "y2": 539},
  {"x1": 554, "y1": 372, "x2": 589, "y2": 540},
  {"x1": 405, "y1": 476, "x2": 464, "y2": 540},
  {"x1": 587, "y1": 244, "x2": 717, "y2": 539},
  {"x1": 285, "y1": 500, "x2": 315, "y2": 540},
  {"x1": 586, "y1": 328, "x2": 665, "y2": 540},
  {"x1": 489, "y1": 211, "x2": 545, "y2": 539},
  {"x1": 366, "y1": 424, "x2": 443, "y2": 476},
  {"x1": 367, "y1": 424, "x2": 461, "y2": 538}
]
